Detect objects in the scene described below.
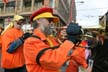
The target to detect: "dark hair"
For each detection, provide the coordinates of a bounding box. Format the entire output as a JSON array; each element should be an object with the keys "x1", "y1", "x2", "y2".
[
  {"x1": 100, "y1": 30, "x2": 104, "y2": 34},
  {"x1": 32, "y1": 21, "x2": 38, "y2": 28},
  {"x1": 92, "y1": 33, "x2": 97, "y2": 38},
  {"x1": 17, "y1": 19, "x2": 25, "y2": 25}
]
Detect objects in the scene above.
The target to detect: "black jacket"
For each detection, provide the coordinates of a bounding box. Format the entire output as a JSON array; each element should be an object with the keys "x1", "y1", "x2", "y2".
[{"x1": 92, "y1": 39, "x2": 108, "y2": 72}]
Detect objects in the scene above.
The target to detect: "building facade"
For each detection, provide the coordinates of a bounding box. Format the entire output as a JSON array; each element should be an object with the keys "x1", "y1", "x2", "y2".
[
  {"x1": 99, "y1": 12, "x2": 108, "y2": 32},
  {"x1": 69, "y1": 0, "x2": 76, "y2": 23},
  {"x1": 0, "y1": 0, "x2": 76, "y2": 28}
]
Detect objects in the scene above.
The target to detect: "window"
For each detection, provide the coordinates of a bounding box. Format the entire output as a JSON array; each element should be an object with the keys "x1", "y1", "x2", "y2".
[
  {"x1": 6, "y1": 1, "x2": 15, "y2": 13},
  {"x1": 49, "y1": 0, "x2": 55, "y2": 8},
  {"x1": 34, "y1": 0, "x2": 43, "y2": 10},
  {"x1": 4, "y1": 17, "x2": 13, "y2": 28},
  {"x1": 57, "y1": 0, "x2": 68, "y2": 21},
  {"x1": 0, "y1": 19, "x2": 4, "y2": 27},
  {"x1": 0, "y1": 3, "x2": 4, "y2": 14},
  {"x1": 23, "y1": 0, "x2": 31, "y2": 12}
]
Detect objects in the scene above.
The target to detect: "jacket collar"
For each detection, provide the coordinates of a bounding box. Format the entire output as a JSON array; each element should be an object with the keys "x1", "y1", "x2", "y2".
[{"x1": 33, "y1": 28, "x2": 46, "y2": 41}]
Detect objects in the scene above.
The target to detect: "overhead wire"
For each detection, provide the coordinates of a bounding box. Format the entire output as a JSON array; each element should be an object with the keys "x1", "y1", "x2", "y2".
[{"x1": 77, "y1": 7, "x2": 108, "y2": 11}]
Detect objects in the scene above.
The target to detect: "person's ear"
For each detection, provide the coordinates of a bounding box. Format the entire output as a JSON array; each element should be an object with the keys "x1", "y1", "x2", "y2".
[{"x1": 36, "y1": 19, "x2": 41, "y2": 24}]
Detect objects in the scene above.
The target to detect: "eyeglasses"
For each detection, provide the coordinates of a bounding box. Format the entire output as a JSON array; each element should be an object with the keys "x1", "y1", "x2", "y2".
[{"x1": 47, "y1": 18, "x2": 53, "y2": 23}]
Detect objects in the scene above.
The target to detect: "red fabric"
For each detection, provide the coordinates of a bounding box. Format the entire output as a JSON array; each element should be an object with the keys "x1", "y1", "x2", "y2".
[
  {"x1": 3, "y1": 0, "x2": 8, "y2": 4},
  {"x1": 81, "y1": 40, "x2": 88, "y2": 46}
]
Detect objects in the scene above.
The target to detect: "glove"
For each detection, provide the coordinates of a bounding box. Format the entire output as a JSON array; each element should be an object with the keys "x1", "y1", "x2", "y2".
[
  {"x1": 67, "y1": 35, "x2": 81, "y2": 44},
  {"x1": 20, "y1": 32, "x2": 32, "y2": 41},
  {"x1": 66, "y1": 23, "x2": 82, "y2": 44},
  {"x1": 7, "y1": 32, "x2": 32, "y2": 53},
  {"x1": 66, "y1": 23, "x2": 82, "y2": 35},
  {"x1": 7, "y1": 38, "x2": 23, "y2": 53}
]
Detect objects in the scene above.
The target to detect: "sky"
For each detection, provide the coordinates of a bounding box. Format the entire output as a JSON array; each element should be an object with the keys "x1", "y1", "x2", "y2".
[{"x1": 75, "y1": 0, "x2": 108, "y2": 28}]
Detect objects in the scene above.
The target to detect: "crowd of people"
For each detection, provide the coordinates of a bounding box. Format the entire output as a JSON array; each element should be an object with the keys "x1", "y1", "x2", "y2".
[{"x1": 0, "y1": 7, "x2": 107, "y2": 72}]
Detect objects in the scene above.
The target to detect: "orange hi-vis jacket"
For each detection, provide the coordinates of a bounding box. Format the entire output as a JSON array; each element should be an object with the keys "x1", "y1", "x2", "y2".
[
  {"x1": 0, "y1": 35, "x2": 2, "y2": 67},
  {"x1": 1, "y1": 28, "x2": 25, "y2": 68},
  {"x1": 66, "y1": 41, "x2": 88, "y2": 72},
  {"x1": 0, "y1": 35, "x2": 2, "y2": 53},
  {"x1": 0, "y1": 35, "x2": 2, "y2": 48},
  {"x1": 24, "y1": 29, "x2": 74, "y2": 72}
]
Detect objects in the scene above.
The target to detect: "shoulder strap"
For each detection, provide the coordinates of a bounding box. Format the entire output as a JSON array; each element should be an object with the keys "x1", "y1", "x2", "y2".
[
  {"x1": 30, "y1": 35, "x2": 41, "y2": 40},
  {"x1": 30, "y1": 35, "x2": 59, "y2": 65},
  {"x1": 29, "y1": 35, "x2": 60, "y2": 65},
  {"x1": 36, "y1": 45, "x2": 60, "y2": 65}
]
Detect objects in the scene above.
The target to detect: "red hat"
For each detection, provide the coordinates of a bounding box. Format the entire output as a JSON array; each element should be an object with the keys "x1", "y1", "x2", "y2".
[{"x1": 30, "y1": 7, "x2": 59, "y2": 23}]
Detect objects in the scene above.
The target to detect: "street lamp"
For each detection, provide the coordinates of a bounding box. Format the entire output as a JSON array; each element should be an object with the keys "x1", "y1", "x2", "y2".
[
  {"x1": 76, "y1": 1, "x2": 84, "y2": 4},
  {"x1": 75, "y1": 1, "x2": 84, "y2": 6}
]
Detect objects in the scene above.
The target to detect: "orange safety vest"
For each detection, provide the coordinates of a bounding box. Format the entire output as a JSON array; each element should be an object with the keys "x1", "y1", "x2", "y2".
[
  {"x1": 66, "y1": 41, "x2": 88, "y2": 72},
  {"x1": 1, "y1": 28, "x2": 25, "y2": 68},
  {"x1": 24, "y1": 29, "x2": 74, "y2": 72}
]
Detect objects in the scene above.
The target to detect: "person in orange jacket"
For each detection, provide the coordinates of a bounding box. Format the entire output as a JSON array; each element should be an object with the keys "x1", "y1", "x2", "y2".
[
  {"x1": 1, "y1": 15, "x2": 30, "y2": 72},
  {"x1": 23, "y1": 7, "x2": 83, "y2": 72},
  {"x1": 56, "y1": 25, "x2": 89, "y2": 72},
  {"x1": 66, "y1": 40, "x2": 88, "y2": 72},
  {"x1": 59, "y1": 25, "x2": 88, "y2": 72},
  {"x1": 0, "y1": 27, "x2": 3, "y2": 69},
  {"x1": 0, "y1": 27, "x2": 3, "y2": 48}
]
